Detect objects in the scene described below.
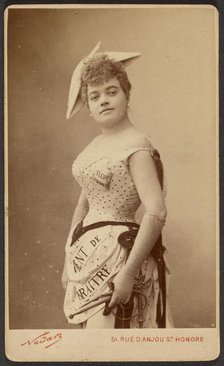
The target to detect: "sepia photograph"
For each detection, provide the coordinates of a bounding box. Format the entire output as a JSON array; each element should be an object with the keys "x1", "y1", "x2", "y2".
[{"x1": 4, "y1": 4, "x2": 219, "y2": 361}]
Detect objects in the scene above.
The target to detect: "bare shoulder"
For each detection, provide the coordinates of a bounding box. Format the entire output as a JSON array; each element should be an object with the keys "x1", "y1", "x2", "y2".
[{"x1": 124, "y1": 126, "x2": 149, "y2": 148}]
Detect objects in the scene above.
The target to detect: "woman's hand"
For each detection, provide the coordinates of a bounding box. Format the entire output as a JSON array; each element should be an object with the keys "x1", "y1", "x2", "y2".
[{"x1": 108, "y1": 266, "x2": 136, "y2": 309}]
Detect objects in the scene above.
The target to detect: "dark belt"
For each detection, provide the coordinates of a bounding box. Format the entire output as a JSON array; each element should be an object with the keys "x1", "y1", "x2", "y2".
[
  {"x1": 70, "y1": 219, "x2": 166, "y2": 328},
  {"x1": 71, "y1": 220, "x2": 139, "y2": 246}
]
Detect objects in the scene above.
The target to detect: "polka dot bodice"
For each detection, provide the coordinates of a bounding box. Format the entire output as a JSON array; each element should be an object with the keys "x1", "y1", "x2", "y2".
[
  {"x1": 64, "y1": 136, "x2": 170, "y2": 326},
  {"x1": 72, "y1": 137, "x2": 163, "y2": 225}
]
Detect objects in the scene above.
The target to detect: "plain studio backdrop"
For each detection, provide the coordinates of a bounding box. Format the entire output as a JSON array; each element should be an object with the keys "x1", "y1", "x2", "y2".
[{"x1": 7, "y1": 6, "x2": 217, "y2": 329}]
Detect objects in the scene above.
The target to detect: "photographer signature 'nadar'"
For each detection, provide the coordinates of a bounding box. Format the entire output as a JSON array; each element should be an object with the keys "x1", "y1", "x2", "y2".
[{"x1": 21, "y1": 331, "x2": 63, "y2": 349}]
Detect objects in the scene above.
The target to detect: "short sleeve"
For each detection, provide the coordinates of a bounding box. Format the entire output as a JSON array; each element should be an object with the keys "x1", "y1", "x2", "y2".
[
  {"x1": 121, "y1": 138, "x2": 155, "y2": 164},
  {"x1": 122, "y1": 146, "x2": 152, "y2": 164}
]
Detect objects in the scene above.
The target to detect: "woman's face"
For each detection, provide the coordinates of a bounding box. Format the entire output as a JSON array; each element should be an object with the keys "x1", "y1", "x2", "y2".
[{"x1": 87, "y1": 77, "x2": 128, "y2": 127}]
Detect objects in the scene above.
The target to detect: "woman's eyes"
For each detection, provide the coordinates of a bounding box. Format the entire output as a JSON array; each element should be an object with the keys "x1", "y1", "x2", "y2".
[
  {"x1": 90, "y1": 95, "x2": 99, "y2": 101},
  {"x1": 89, "y1": 90, "x2": 117, "y2": 102},
  {"x1": 108, "y1": 90, "x2": 117, "y2": 96}
]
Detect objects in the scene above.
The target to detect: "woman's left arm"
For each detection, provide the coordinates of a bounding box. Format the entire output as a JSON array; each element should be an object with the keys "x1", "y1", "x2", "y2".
[{"x1": 109, "y1": 150, "x2": 167, "y2": 308}]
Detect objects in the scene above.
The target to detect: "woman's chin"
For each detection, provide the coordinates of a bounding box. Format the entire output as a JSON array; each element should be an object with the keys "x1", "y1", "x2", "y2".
[
  {"x1": 95, "y1": 115, "x2": 128, "y2": 130},
  {"x1": 96, "y1": 118, "x2": 120, "y2": 129}
]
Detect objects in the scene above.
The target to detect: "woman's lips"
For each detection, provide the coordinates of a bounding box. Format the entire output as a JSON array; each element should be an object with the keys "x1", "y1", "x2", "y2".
[{"x1": 100, "y1": 108, "x2": 114, "y2": 114}]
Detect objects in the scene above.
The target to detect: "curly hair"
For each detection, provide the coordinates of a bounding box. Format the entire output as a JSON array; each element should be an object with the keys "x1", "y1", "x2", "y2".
[{"x1": 80, "y1": 54, "x2": 132, "y2": 106}]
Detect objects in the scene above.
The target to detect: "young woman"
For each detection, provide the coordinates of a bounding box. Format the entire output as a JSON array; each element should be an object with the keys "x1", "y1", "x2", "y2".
[{"x1": 62, "y1": 42, "x2": 171, "y2": 329}]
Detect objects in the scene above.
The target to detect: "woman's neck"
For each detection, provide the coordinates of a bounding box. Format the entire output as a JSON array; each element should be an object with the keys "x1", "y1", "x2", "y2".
[{"x1": 100, "y1": 116, "x2": 132, "y2": 136}]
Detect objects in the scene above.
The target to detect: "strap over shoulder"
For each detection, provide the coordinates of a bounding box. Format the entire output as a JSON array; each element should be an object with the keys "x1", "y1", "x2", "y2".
[{"x1": 122, "y1": 141, "x2": 164, "y2": 191}]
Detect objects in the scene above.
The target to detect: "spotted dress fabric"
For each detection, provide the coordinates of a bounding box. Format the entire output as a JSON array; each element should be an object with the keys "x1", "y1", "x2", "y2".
[{"x1": 63, "y1": 137, "x2": 172, "y2": 327}]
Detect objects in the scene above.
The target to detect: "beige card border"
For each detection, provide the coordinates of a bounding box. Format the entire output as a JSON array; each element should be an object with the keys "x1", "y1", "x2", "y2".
[{"x1": 4, "y1": 4, "x2": 220, "y2": 362}]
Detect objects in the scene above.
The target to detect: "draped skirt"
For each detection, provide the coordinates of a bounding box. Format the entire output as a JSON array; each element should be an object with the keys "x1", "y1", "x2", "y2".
[{"x1": 63, "y1": 223, "x2": 172, "y2": 328}]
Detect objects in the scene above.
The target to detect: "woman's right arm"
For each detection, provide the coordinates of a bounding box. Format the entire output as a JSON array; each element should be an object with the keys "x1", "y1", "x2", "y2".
[{"x1": 61, "y1": 189, "x2": 89, "y2": 290}]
